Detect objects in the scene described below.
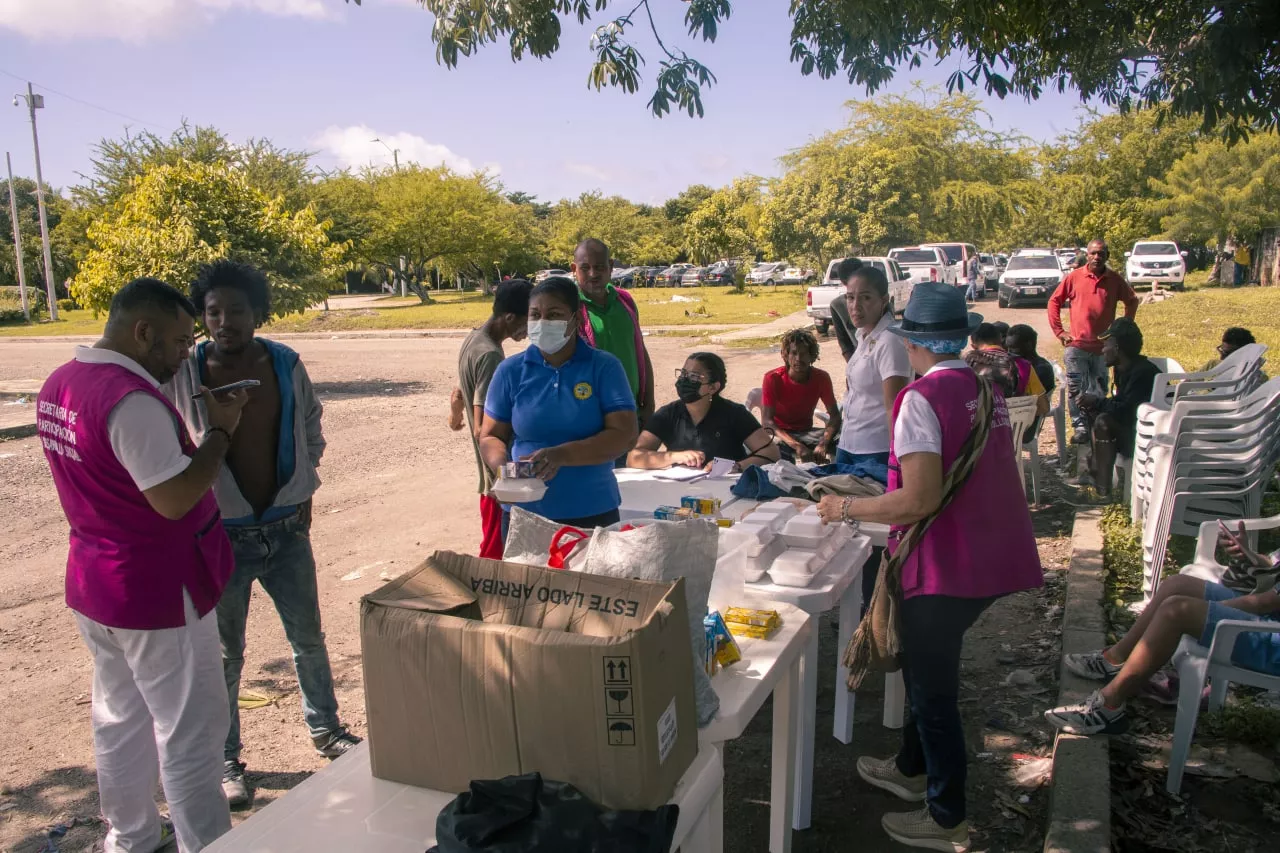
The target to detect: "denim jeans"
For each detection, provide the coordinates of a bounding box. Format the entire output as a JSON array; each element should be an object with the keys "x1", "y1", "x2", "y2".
[
  {"x1": 219, "y1": 513, "x2": 340, "y2": 761},
  {"x1": 895, "y1": 594, "x2": 997, "y2": 828},
  {"x1": 1063, "y1": 347, "x2": 1109, "y2": 432},
  {"x1": 834, "y1": 448, "x2": 890, "y2": 475}
]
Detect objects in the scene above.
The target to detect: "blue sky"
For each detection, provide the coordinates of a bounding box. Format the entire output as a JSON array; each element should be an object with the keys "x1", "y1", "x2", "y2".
[{"x1": 0, "y1": 0, "x2": 1099, "y2": 205}]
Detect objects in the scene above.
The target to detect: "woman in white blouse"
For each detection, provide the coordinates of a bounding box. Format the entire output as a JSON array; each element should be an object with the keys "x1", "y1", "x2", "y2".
[{"x1": 835, "y1": 262, "x2": 912, "y2": 480}]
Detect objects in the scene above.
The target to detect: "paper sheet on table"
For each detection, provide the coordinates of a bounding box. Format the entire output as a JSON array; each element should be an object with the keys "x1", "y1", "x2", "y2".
[
  {"x1": 652, "y1": 466, "x2": 708, "y2": 482},
  {"x1": 706, "y1": 457, "x2": 736, "y2": 478}
]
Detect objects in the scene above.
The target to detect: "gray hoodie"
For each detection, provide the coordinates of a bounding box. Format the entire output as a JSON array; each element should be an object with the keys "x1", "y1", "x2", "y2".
[{"x1": 165, "y1": 338, "x2": 324, "y2": 523}]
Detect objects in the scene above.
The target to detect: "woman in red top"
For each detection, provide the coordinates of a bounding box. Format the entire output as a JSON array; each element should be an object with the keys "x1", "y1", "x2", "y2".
[{"x1": 760, "y1": 328, "x2": 842, "y2": 462}]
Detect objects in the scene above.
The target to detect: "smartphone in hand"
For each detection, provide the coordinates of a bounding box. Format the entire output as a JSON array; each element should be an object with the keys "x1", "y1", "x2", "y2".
[{"x1": 192, "y1": 379, "x2": 261, "y2": 400}]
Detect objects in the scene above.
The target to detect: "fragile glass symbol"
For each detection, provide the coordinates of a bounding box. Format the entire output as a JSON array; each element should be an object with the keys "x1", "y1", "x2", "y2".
[{"x1": 608, "y1": 690, "x2": 630, "y2": 714}]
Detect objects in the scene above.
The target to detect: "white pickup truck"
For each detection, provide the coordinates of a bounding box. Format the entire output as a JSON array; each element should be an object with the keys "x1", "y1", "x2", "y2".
[
  {"x1": 805, "y1": 256, "x2": 912, "y2": 334},
  {"x1": 888, "y1": 246, "x2": 957, "y2": 289}
]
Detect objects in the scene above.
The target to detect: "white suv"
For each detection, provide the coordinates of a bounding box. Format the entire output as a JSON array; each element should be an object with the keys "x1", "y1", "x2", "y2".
[{"x1": 1125, "y1": 241, "x2": 1188, "y2": 290}]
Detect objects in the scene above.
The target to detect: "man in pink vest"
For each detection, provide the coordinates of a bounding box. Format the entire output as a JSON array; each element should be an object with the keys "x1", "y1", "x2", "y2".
[
  {"x1": 37, "y1": 278, "x2": 248, "y2": 853},
  {"x1": 572, "y1": 238, "x2": 654, "y2": 429},
  {"x1": 817, "y1": 282, "x2": 1043, "y2": 852}
]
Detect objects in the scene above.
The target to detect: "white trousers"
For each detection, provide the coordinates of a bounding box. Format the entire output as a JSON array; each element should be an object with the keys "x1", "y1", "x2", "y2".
[{"x1": 75, "y1": 593, "x2": 231, "y2": 853}]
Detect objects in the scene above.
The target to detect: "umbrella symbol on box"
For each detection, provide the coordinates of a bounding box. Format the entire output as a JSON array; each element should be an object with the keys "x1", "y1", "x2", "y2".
[
  {"x1": 608, "y1": 720, "x2": 635, "y2": 745},
  {"x1": 607, "y1": 689, "x2": 632, "y2": 715}
]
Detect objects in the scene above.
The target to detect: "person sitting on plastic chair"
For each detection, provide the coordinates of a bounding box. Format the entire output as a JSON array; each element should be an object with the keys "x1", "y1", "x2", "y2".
[
  {"x1": 1044, "y1": 521, "x2": 1280, "y2": 735},
  {"x1": 760, "y1": 328, "x2": 842, "y2": 464},
  {"x1": 1076, "y1": 318, "x2": 1160, "y2": 495}
]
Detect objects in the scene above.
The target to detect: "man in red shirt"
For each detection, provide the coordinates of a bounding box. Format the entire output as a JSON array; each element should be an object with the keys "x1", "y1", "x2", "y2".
[
  {"x1": 1047, "y1": 238, "x2": 1139, "y2": 441},
  {"x1": 761, "y1": 328, "x2": 842, "y2": 462}
]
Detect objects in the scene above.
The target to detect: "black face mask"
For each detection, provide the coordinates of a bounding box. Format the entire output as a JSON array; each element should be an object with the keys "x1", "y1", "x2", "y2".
[{"x1": 675, "y1": 377, "x2": 705, "y2": 403}]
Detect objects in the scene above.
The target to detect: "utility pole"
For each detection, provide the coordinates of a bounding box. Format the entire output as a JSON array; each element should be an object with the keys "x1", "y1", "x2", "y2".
[
  {"x1": 14, "y1": 83, "x2": 58, "y2": 321},
  {"x1": 371, "y1": 137, "x2": 400, "y2": 172},
  {"x1": 5, "y1": 152, "x2": 30, "y2": 322}
]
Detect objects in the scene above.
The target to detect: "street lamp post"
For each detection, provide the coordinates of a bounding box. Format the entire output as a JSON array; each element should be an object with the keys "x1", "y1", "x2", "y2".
[
  {"x1": 13, "y1": 83, "x2": 58, "y2": 321},
  {"x1": 370, "y1": 137, "x2": 400, "y2": 171},
  {"x1": 5, "y1": 152, "x2": 30, "y2": 322}
]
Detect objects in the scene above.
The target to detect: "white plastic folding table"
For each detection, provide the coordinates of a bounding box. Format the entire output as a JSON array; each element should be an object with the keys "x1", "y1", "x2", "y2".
[
  {"x1": 732, "y1": 535, "x2": 872, "y2": 830},
  {"x1": 616, "y1": 468, "x2": 745, "y2": 522},
  {"x1": 700, "y1": 602, "x2": 813, "y2": 853},
  {"x1": 205, "y1": 741, "x2": 724, "y2": 852}
]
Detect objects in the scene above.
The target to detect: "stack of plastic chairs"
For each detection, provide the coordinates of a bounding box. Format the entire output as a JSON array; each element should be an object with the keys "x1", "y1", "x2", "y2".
[
  {"x1": 1139, "y1": 375, "x2": 1280, "y2": 599},
  {"x1": 1130, "y1": 344, "x2": 1269, "y2": 526}
]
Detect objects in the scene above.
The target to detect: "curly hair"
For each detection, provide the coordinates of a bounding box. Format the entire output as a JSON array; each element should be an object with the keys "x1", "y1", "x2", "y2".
[
  {"x1": 781, "y1": 327, "x2": 820, "y2": 361},
  {"x1": 189, "y1": 259, "x2": 271, "y2": 326}
]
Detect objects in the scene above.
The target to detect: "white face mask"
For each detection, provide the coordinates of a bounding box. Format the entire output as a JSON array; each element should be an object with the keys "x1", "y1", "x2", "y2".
[{"x1": 528, "y1": 319, "x2": 572, "y2": 354}]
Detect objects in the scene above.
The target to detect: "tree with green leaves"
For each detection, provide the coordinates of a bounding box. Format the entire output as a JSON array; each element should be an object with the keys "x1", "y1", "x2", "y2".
[
  {"x1": 1152, "y1": 132, "x2": 1280, "y2": 252},
  {"x1": 544, "y1": 192, "x2": 675, "y2": 265},
  {"x1": 358, "y1": 166, "x2": 540, "y2": 302},
  {"x1": 71, "y1": 161, "x2": 342, "y2": 316},
  {"x1": 2, "y1": 176, "x2": 76, "y2": 305},
  {"x1": 350, "y1": 1, "x2": 1279, "y2": 140},
  {"x1": 683, "y1": 177, "x2": 763, "y2": 265}
]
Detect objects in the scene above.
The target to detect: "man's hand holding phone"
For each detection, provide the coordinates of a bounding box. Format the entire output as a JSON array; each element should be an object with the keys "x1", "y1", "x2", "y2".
[{"x1": 1219, "y1": 519, "x2": 1271, "y2": 569}]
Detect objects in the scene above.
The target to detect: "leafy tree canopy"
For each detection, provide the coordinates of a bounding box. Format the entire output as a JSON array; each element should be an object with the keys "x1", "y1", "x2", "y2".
[
  {"x1": 71, "y1": 161, "x2": 342, "y2": 315},
  {"x1": 352, "y1": 0, "x2": 1280, "y2": 140},
  {"x1": 544, "y1": 192, "x2": 676, "y2": 265}
]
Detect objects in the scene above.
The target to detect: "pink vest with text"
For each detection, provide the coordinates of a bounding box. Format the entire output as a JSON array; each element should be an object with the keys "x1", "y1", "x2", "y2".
[
  {"x1": 887, "y1": 368, "x2": 1043, "y2": 599},
  {"x1": 38, "y1": 359, "x2": 234, "y2": 630}
]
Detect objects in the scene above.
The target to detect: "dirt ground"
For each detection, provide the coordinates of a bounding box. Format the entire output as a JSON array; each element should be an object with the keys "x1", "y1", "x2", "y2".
[{"x1": 0, "y1": 299, "x2": 1075, "y2": 852}]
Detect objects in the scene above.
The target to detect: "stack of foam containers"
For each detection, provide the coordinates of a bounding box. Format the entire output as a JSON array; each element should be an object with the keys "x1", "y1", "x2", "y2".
[{"x1": 765, "y1": 504, "x2": 854, "y2": 587}]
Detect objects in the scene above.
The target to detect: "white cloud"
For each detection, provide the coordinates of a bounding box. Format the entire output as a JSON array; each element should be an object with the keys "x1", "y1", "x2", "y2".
[
  {"x1": 0, "y1": 0, "x2": 332, "y2": 41},
  {"x1": 312, "y1": 124, "x2": 490, "y2": 174},
  {"x1": 563, "y1": 161, "x2": 613, "y2": 183}
]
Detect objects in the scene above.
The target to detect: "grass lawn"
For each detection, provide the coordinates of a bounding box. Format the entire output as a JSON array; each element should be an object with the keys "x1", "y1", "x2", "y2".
[
  {"x1": 0, "y1": 309, "x2": 109, "y2": 338},
  {"x1": 260, "y1": 285, "x2": 806, "y2": 334},
  {"x1": 1136, "y1": 287, "x2": 1280, "y2": 370}
]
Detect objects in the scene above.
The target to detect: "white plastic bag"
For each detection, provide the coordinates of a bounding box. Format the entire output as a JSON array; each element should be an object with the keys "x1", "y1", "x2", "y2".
[
  {"x1": 501, "y1": 507, "x2": 589, "y2": 571},
  {"x1": 583, "y1": 518, "x2": 722, "y2": 727}
]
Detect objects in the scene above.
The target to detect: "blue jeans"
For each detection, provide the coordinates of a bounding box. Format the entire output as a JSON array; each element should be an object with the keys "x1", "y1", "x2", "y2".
[
  {"x1": 834, "y1": 449, "x2": 890, "y2": 479},
  {"x1": 896, "y1": 594, "x2": 997, "y2": 828},
  {"x1": 1063, "y1": 346, "x2": 1109, "y2": 432},
  {"x1": 219, "y1": 513, "x2": 340, "y2": 761},
  {"x1": 1201, "y1": 580, "x2": 1280, "y2": 673}
]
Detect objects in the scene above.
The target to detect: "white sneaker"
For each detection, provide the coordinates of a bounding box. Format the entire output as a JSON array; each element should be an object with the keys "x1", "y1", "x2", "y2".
[
  {"x1": 857, "y1": 755, "x2": 927, "y2": 802},
  {"x1": 881, "y1": 806, "x2": 970, "y2": 852}
]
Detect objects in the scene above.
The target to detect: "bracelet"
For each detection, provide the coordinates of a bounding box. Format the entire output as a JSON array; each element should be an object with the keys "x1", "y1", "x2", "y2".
[
  {"x1": 206, "y1": 426, "x2": 233, "y2": 444},
  {"x1": 841, "y1": 496, "x2": 854, "y2": 526}
]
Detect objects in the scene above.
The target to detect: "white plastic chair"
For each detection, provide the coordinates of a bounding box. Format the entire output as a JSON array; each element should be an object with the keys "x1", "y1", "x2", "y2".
[
  {"x1": 746, "y1": 387, "x2": 762, "y2": 418},
  {"x1": 1005, "y1": 397, "x2": 1039, "y2": 498},
  {"x1": 1166, "y1": 522, "x2": 1280, "y2": 793},
  {"x1": 1147, "y1": 356, "x2": 1185, "y2": 375},
  {"x1": 1049, "y1": 361, "x2": 1067, "y2": 465}
]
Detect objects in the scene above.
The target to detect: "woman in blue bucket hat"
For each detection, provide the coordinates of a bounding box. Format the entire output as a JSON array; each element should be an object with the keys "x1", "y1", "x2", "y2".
[{"x1": 818, "y1": 282, "x2": 1042, "y2": 851}]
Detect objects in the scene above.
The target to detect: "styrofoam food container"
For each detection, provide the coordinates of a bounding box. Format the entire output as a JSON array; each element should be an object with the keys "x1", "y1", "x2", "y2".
[
  {"x1": 732, "y1": 521, "x2": 774, "y2": 547},
  {"x1": 743, "y1": 537, "x2": 787, "y2": 581},
  {"x1": 490, "y1": 477, "x2": 547, "y2": 504},
  {"x1": 799, "y1": 504, "x2": 821, "y2": 517},
  {"x1": 751, "y1": 502, "x2": 798, "y2": 525},
  {"x1": 769, "y1": 566, "x2": 816, "y2": 587},
  {"x1": 771, "y1": 548, "x2": 821, "y2": 575},
  {"x1": 780, "y1": 516, "x2": 829, "y2": 548}
]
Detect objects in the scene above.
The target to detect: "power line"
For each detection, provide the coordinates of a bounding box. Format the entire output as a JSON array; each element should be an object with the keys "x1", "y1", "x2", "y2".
[{"x1": 0, "y1": 66, "x2": 168, "y2": 130}]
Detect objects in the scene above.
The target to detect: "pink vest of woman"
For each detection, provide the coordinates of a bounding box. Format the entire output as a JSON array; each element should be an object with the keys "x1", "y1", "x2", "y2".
[
  {"x1": 38, "y1": 359, "x2": 234, "y2": 630},
  {"x1": 887, "y1": 368, "x2": 1043, "y2": 599}
]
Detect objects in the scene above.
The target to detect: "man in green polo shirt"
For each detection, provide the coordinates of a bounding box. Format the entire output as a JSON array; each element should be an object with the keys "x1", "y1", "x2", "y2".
[{"x1": 571, "y1": 238, "x2": 655, "y2": 425}]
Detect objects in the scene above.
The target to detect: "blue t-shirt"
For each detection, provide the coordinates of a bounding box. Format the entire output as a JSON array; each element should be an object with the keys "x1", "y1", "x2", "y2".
[{"x1": 485, "y1": 342, "x2": 636, "y2": 520}]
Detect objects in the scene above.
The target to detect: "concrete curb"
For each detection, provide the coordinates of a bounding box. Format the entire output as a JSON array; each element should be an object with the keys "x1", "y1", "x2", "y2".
[{"x1": 1044, "y1": 507, "x2": 1111, "y2": 853}]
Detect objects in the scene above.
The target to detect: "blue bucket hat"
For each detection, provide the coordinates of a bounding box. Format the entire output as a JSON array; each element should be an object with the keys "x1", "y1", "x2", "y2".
[{"x1": 888, "y1": 281, "x2": 983, "y2": 341}]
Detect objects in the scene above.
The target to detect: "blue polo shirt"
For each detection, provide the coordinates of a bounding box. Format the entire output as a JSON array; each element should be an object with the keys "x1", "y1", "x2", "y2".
[{"x1": 485, "y1": 342, "x2": 636, "y2": 520}]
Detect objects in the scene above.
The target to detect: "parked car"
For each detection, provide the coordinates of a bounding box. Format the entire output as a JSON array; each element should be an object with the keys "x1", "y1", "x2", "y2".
[
  {"x1": 655, "y1": 263, "x2": 694, "y2": 286},
  {"x1": 997, "y1": 252, "x2": 1064, "y2": 308},
  {"x1": 1125, "y1": 240, "x2": 1188, "y2": 290},
  {"x1": 994, "y1": 253, "x2": 1009, "y2": 272},
  {"x1": 920, "y1": 242, "x2": 979, "y2": 289},
  {"x1": 702, "y1": 262, "x2": 736, "y2": 286},
  {"x1": 807, "y1": 256, "x2": 912, "y2": 333},
  {"x1": 680, "y1": 266, "x2": 708, "y2": 286},
  {"x1": 533, "y1": 268, "x2": 569, "y2": 282},
  {"x1": 888, "y1": 246, "x2": 957, "y2": 288},
  {"x1": 747, "y1": 261, "x2": 787, "y2": 286},
  {"x1": 978, "y1": 253, "x2": 999, "y2": 291}
]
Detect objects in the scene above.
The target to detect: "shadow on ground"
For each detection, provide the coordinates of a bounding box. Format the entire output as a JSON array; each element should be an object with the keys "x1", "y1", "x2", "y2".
[
  {"x1": 313, "y1": 380, "x2": 428, "y2": 399},
  {"x1": 0, "y1": 765, "x2": 102, "y2": 853}
]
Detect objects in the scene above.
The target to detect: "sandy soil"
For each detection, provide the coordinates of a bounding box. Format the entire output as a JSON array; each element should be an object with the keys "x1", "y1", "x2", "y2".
[{"x1": 0, "y1": 299, "x2": 1071, "y2": 852}]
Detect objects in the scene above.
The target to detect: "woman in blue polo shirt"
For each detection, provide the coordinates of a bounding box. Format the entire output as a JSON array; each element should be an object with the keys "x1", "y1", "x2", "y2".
[{"x1": 480, "y1": 277, "x2": 639, "y2": 527}]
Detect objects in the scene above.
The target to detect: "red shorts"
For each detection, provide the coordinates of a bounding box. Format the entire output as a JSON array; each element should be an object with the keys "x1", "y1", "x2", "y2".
[{"x1": 479, "y1": 494, "x2": 505, "y2": 559}]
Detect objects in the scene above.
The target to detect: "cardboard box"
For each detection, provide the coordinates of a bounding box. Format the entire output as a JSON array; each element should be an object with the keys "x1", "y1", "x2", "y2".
[{"x1": 360, "y1": 551, "x2": 698, "y2": 810}]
